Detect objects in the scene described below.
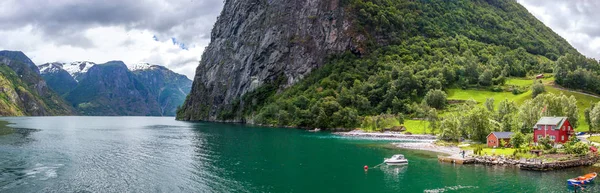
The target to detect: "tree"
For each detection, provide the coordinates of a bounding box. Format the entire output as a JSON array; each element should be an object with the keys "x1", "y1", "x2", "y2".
[
  {"x1": 423, "y1": 89, "x2": 447, "y2": 109},
  {"x1": 590, "y1": 102, "x2": 600, "y2": 133},
  {"x1": 440, "y1": 113, "x2": 461, "y2": 142},
  {"x1": 585, "y1": 103, "x2": 596, "y2": 132},
  {"x1": 531, "y1": 81, "x2": 545, "y2": 98},
  {"x1": 484, "y1": 97, "x2": 495, "y2": 112},
  {"x1": 463, "y1": 106, "x2": 492, "y2": 142},
  {"x1": 426, "y1": 108, "x2": 440, "y2": 135},
  {"x1": 524, "y1": 134, "x2": 533, "y2": 147},
  {"x1": 510, "y1": 132, "x2": 525, "y2": 148},
  {"x1": 478, "y1": 69, "x2": 493, "y2": 86}
]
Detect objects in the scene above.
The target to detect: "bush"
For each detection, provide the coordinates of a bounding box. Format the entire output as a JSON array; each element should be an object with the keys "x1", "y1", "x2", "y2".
[
  {"x1": 571, "y1": 142, "x2": 589, "y2": 155},
  {"x1": 532, "y1": 81, "x2": 545, "y2": 98},
  {"x1": 510, "y1": 132, "x2": 525, "y2": 148},
  {"x1": 538, "y1": 136, "x2": 554, "y2": 150},
  {"x1": 423, "y1": 89, "x2": 447, "y2": 109}
]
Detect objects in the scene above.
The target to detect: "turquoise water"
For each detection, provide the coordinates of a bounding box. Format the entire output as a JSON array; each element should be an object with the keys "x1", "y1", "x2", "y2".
[{"x1": 0, "y1": 116, "x2": 597, "y2": 192}]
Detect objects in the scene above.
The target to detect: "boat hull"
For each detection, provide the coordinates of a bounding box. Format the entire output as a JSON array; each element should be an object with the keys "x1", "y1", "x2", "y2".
[
  {"x1": 567, "y1": 172, "x2": 597, "y2": 186},
  {"x1": 384, "y1": 161, "x2": 409, "y2": 165}
]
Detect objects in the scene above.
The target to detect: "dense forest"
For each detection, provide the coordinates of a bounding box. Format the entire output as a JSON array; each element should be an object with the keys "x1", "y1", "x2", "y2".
[{"x1": 555, "y1": 54, "x2": 600, "y2": 95}]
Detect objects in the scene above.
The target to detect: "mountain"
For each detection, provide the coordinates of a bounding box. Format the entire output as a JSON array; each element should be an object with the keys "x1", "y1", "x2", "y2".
[
  {"x1": 129, "y1": 63, "x2": 192, "y2": 116},
  {"x1": 0, "y1": 50, "x2": 74, "y2": 116},
  {"x1": 38, "y1": 60, "x2": 192, "y2": 116},
  {"x1": 0, "y1": 50, "x2": 40, "y2": 74},
  {"x1": 38, "y1": 62, "x2": 78, "y2": 96},
  {"x1": 177, "y1": 0, "x2": 580, "y2": 128},
  {"x1": 64, "y1": 61, "x2": 160, "y2": 116}
]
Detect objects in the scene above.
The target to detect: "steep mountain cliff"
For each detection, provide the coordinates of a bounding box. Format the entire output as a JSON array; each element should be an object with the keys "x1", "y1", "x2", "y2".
[
  {"x1": 130, "y1": 63, "x2": 192, "y2": 116},
  {"x1": 178, "y1": 0, "x2": 363, "y2": 121},
  {"x1": 178, "y1": 0, "x2": 579, "y2": 127},
  {"x1": 0, "y1": 51, "x2": 74, "y2": 116}
]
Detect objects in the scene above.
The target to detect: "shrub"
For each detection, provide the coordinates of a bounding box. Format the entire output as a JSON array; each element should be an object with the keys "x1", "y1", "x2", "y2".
[
  {"x1": 532, "y1": 81, "x2": 545, "y2": 98},
  {"x1": 571, "y1": 142, "x2": 589, "y2": 155},
  {"x1": 423, "y1": 89, "x2": 447, "y2": 109}
]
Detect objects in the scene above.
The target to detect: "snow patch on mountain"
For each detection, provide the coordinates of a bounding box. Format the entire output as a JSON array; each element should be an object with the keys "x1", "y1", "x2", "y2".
[
  {"x1": 63, "y1": 61, "x2": 96, "y2": 77},
  {"x1": 38, "y1": 62, "x2": 64, "y2": 74},
  {"x1": 128, "y1": 62, "x2": 159, "y2": 71}
]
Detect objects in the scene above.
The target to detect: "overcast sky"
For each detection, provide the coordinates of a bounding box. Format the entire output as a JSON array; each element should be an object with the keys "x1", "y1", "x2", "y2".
[{"x1": 0, "y1": 1, "x2": 598, "y2": 79}]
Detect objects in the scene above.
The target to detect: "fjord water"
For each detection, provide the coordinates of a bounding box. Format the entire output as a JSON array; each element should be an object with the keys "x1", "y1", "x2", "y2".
[{"x1": 0, "y1": 117, "x2": 598, "y2": 192}]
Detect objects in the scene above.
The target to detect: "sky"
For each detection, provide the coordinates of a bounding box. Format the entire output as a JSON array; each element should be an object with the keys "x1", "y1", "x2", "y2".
[{"x1": 0, "y1": 1, "x2": 598, "y2": 79}]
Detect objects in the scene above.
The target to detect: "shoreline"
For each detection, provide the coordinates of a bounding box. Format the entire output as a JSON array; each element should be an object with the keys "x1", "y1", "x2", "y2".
[
  {"x1": 393, "y1": 142, "x2": 462, "y2": 156},
  {"x1": 332, "y1": 130, "x2": 462, "y2": 156},
  {"x1": 332, "y1": 130, "x2": 437, "y2": 141}
]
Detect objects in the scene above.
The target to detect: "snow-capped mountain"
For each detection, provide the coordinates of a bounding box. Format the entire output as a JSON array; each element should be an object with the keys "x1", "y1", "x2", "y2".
[
  {"x1": 38, "y1": 62, "x2": 64, "y2": 74},
  {"x1": 37, "y1": 60, "x2": 192, "y2": 116},
  {"x1": 39, "y1": 61, "x2": 96, "y2": 82},
  {"x1": 128, "y1": 62, "x2": 159, "y2": 71}
]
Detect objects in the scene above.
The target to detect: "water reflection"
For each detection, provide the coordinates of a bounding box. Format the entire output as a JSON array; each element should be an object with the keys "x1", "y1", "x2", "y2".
[{"x1": 380, "y1": 165, "x2": 408, "y2": 182}]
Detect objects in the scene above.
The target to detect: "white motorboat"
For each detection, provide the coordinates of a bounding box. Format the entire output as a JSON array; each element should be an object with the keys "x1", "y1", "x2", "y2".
[{"x1": 384, "y1": 154, "x2": 408, "y2": 165}]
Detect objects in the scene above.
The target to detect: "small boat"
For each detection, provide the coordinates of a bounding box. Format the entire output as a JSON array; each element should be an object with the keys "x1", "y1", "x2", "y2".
[
  {"x1": 567, "y1": 172, "x2": 597, "y2": 186},
  {"x1": 384, "y1": 154, "x2": 408, "y2": 165}
]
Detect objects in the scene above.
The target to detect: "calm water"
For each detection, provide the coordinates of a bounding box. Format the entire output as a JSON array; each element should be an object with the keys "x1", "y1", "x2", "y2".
[{"x1": 0, "y1": 117, "x2": 598, "y2": 192}]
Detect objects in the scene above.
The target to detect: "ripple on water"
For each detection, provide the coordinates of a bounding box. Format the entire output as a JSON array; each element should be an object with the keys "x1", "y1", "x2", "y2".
[{"x1": 424, "y1": 185, "x2": 479, "y2": 193}]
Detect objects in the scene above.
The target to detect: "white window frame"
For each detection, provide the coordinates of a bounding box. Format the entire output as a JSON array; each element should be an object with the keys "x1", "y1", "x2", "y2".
[
  {"x1": 537, "y1": 135, "x2": 542, "y2": 141},
  {"x1": 561, "y1": 135, "x2": 565, "y2": 141},
  {"x1": 550, "y1": 135, "x2": 556, "y2": 141}
]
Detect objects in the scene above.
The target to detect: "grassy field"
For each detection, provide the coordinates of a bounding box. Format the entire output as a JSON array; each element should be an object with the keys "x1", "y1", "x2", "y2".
[
  {"x1": 447, "y1": 88, "x2": 532, "y2": 105},
  {"x1": 403, "y1": 120, "x2": 430, "y2": 134},
  {"x1": 589, "y1": 136, "x2": 600, "y2": 143},
  {"x1": 481, "y1": 148, "x2": 516, "y2": 156}
]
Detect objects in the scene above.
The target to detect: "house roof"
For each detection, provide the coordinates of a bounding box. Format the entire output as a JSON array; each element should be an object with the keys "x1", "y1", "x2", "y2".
[
  {"x1": 490, "y1": 132, "x2": 513, "y2": 139},
  {"x1": 535, "y1": 117, "x2": 567, "y2": 126}
]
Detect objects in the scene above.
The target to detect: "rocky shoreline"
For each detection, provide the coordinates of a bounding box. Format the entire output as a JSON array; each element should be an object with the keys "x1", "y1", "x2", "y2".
[{"x1": 445, "y1": 154, "x2": 600, "y2": 171}]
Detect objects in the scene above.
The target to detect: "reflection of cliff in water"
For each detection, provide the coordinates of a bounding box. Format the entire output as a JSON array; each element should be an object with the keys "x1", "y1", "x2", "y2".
[{"x1": 0, "y1": 120, "x2": 40, "y2": 146}]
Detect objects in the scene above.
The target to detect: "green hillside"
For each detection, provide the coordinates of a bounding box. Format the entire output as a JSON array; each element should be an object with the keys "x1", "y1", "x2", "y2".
[{"x1": 230, "y1": 0, "x2": 581, "y2": 130}]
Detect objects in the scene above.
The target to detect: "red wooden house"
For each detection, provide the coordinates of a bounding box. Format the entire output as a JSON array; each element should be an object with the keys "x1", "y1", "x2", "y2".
[
  {"x1": 487, "y1": 132, "x2": 513, "y2": 147},
  {"x1": 533, "y1": 117, "x2": 574, "y2": 143}
]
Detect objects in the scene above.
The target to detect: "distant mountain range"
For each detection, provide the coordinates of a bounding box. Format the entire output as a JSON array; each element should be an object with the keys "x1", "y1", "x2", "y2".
[{"x1": 0, "y1": 50, "x2": 192, "y2": 116}]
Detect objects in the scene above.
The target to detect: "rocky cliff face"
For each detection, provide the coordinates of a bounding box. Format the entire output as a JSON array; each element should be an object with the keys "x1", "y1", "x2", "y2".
[{"x1": 178, "y1": 0, "x2": 364, "y2": 121}]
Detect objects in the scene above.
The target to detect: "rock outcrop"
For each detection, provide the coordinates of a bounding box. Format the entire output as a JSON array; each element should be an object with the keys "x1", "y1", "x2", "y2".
[{"x1": 178, "y1": 0, "x2": 364, "y2": 121}]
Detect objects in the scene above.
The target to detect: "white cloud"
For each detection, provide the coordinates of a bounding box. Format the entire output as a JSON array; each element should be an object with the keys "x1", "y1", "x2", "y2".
[
  {"x1": 0, "y1": 0, "x2": 224, "y2": 79},
  {"x1": 0, "y1": 26, "x2": 206, "y2": 78}
]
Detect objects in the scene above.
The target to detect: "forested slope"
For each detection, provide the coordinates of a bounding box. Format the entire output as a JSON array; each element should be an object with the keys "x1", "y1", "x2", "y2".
[{"x1": 178, "y1": 0, "x2": 582, "y2": 129}]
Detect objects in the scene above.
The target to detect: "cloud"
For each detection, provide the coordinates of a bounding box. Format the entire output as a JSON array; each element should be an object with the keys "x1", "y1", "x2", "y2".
[
  {"x1": 518, "y1": 0, "x2": 600, "y2": 60},
  {"x1": 0, "y1": 0, "x2": 224, "y2": 79}
]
